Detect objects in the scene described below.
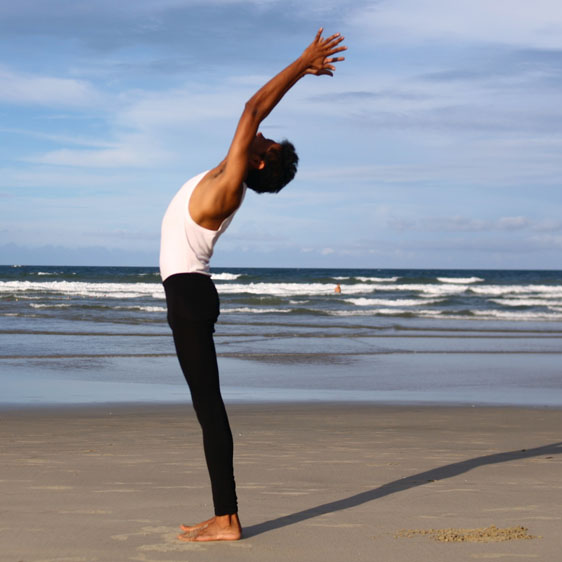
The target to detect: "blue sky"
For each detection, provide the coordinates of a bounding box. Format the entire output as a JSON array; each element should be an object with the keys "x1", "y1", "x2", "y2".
[{"x1": 1, "y1": 0, "x2": 561, "y2": 269}]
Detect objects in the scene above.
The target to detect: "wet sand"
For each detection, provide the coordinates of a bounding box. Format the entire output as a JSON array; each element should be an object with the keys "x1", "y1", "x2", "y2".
[{"x1": 1, "y1": 403, "x2": 561, "y2": 561}]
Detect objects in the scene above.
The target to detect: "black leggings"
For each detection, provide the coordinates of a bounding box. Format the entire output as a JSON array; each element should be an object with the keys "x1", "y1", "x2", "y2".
[{"x1": 163, "y1": 272, "x2": 237, "y2": 516}]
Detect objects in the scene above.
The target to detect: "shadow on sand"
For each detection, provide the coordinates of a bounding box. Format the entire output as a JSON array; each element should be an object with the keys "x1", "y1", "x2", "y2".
[{"x1": 244, "y1": 441, "x2": 562, "y2": 538}]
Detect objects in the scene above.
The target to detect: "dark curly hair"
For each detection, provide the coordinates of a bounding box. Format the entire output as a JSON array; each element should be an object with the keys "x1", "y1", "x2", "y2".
[{"x1": 245, "y1": 140, "x2": 298, "y2": 194}]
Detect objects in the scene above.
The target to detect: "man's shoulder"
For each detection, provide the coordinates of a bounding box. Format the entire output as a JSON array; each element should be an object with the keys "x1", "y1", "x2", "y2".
[{"x1": 196, "y1": 165, "x2": 246, "y2": 199}]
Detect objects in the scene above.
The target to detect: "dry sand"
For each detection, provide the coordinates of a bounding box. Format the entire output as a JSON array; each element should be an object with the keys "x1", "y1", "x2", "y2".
[{"x1": 1, "y1": 403, "x2": 561, "y2": 562}]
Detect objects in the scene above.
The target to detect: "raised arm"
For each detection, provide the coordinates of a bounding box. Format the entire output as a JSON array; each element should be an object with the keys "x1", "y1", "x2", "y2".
[
  {"x1": 244, "y1": 29, "x2": 346, "y2": 122},
  {"x1": 190, "y1": 29, "x2": 346, "y2": 229},
  {"x1": 225, "y1": 29, "x2": 346, "y2": 180}
]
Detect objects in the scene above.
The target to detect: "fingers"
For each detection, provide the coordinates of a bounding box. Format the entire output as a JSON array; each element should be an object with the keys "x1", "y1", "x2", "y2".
[
  {"x1": 326, "y1": 46, "x2": 345, "y2": 58},
  {"x1": 321, "y1": 33, "x2": 346, "y2": 57},
  {"x1": 315, "y1": 55, "x2": 344, "y2": 76},
  {"x1": 314, "y1": 29, "x2": 344, "y2": 47},
  {"x1": 304, "y1": 67, "x2": 334, "y2": 77},
  {"x1": 306, "y1": 28, "x2": 347, "y2": 76},
  {"x1": 324, "y1": 33, "x2": 345, "y2": 47},
  {"x1": 325, "y1": 32, "x2": 342, "y2": 43},
  {"x1": 322, "y1": 56, "x2": 344, "y2": 71}
]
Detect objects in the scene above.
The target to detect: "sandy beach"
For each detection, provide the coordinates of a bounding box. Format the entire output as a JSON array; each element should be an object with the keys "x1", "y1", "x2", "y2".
[{"x1": 1, "y1": 403, "x2": 561, "y2": 561}]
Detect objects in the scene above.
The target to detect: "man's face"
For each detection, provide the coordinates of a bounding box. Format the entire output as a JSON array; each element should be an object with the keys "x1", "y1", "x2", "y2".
[{"x1": 252, "y1": 132, "x2": 281, "y2": 158}]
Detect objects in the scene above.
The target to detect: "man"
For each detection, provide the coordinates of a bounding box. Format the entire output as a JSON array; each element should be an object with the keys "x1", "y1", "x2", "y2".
[{"x1": 159, "y1": 28, "x2": 346, "y2": 542}]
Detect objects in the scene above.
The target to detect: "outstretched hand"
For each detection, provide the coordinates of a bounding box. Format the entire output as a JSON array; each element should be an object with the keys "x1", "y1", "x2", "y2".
[{"x1": 301, "y1": 28, "x2": 347, "y2": 77}]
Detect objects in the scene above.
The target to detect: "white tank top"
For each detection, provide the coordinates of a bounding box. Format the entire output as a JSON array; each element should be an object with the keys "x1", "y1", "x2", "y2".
[{"x1": 159, "y1": 171, "x2": 246, "y2": 281}]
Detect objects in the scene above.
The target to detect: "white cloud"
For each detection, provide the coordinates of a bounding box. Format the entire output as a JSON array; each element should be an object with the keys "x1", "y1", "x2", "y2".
[
  {"x1": 0, "y1": 127, "x2": 116, "y2": 149},
  {"x1": 21, "y1": 77, "x2": 255, "y2": 168},
  {"x1": 349, "y1": 0, "x2": 562, "y2": 49},
  {"x1": 497, "y1": 216, "x2": 531, "y2": 230},
  {"x1": 0, "y1": 167, "x2": 148, "y2": 189},
  {"x1": 81, "y1": 0, "x2": 282, "y2": 10},
  {"x1": 529, "y1": 233, "x2": 562, "y2": 249},
  {"x1": 2, "y1": 0, "x2": 561, "y2": 269},
  {"x1": 387, "y1": 215, "x2": 561, "y2": 233},
  {"x1": 532, "y1": 219, "x2": 562, "y2": 232},
  {"x1": 119, "y1": 86, "x2": 244, "y2": 131},
  {"x1": 29, "y1": 134, "x2": 172, "y2": 168},
  {"x1": 32, "y1": 147, "x2": 146, "y2": 168},
  {"x1": 0, "y1": 66, "x2": 101, "y2": 107}
]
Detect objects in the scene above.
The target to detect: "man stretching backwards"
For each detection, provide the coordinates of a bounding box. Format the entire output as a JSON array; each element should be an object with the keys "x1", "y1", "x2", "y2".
[{"x1": 159, "y1": 29, "x2": 346, "y2": 542}]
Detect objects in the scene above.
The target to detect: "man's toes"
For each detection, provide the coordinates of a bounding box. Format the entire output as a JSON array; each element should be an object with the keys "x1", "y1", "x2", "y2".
[{"x1": 177, "y1": 531, "x2": 195, "y2": 542}]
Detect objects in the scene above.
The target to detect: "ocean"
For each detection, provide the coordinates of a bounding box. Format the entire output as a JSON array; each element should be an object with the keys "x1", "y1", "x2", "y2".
[{"x1": 1, "y1": 265, "x2": 561, "y2": 407}]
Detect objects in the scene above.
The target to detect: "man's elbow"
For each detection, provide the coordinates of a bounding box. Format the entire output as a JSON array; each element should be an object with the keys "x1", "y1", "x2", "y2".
[{"x1": 244, "y1": 100, "x2": 263, "y2": 121}]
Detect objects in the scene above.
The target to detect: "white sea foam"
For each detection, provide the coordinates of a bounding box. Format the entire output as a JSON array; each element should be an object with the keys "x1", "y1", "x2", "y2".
[
  {"x1": 423, "y1": 308, "x2": 560, "y2": 321},
  {"x1": 471, "y1": 285, "x2": 562, "y2": 297},
  {"x1": 472, "y1": 309, "x2": 562, "y2": 321},
  {"x1": 114, "y1": 305, "x2": 167, "y2": 312},
  {"x1": 418, "y1": 310, "x2": 447, "y2": 318},
  {"x1": 28, "y1": 302, "x2": 165, "y2": 312},
  {"x1": 354, "y1": 276, "x2": 399, "y2": 282},
  {"x1": 37, "y1": 272, "x2": 60, "y2": 276},
  {"x1": 0, "y1": 280, "x2": 166, "y2": 299},
  {"x1": 212, "y1": 272, "x2": 242, "y2": 281},
  {"x1": 0, "y1": 279, "x2": 469, "y2": 299},
  {"x1": 330, "y1": 309, "x2": 389, "y2": 316},
  {"x1": 491, "y1": 298, "x2": 561, "y2": 307},
  {"x1": 216, "y1": 282, "x2": 374, "y2": 297},
  {"x1": 223, "y1": 307, "x2": 290, "y2": 314},
  {"x1": 371, "y1": 308, "x2": 408, "y2": 315},
  {"x1": 330, "y1": 306, "x2": 562, "y2": 321},
  {"x1": 330, "y1": 308, "x2": 418, "y2": 316},
  {"x1": 344, "y1": 298, "x2": 440, "y2": 307},
  {"x1": 343, "y1": 282, "x2": 468, "y2": 296},
  {"x1": 437, "y1": 276, "x2": 483, "y2": 284},
  {"x1": 30, "y1": 303, "x2": 71, "y2": 309},
  {"x1": 4, "y1": 278, "x2": 562, "y2": 321},
  {"x1": 218, "y1": 281, "x2": 470, "y2": 298},
  {"x1": 217, "y1": 281, "x2": 467, "y2": 297},
  {"x1": 394, "y1": 283, "x2": 469, "y2": 296}
]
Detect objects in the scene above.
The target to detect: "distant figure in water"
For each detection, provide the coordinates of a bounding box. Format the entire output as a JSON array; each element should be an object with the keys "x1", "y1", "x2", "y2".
[
  {"x1": 159, "y1": 29, "x2": 346, "y2": 542},
  {"x1": 335, "y1": 283, "x2": 342, "y2": 294}
]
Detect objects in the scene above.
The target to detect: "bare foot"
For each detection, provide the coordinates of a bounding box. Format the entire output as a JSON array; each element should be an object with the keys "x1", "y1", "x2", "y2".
[
  {"x1": 177, "y1": 514, "x2": 242, "y2": 542},
  {"x1": 179, "y1": 516, "x2": 214, "y2": 532}
]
